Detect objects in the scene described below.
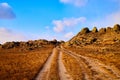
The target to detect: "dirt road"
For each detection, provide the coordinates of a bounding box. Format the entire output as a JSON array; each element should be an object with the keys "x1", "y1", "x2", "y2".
[
  {"x1": 58, "y1": 52, "x2": 73, "y2": 80},
  {"x1": 35, "y1": 48, "x2": 57, "y2": 80},
  {"x1": 35, "y1": 47, "x2": 120, "y2": 80},
  {"x1": 35, "y1": 47, "x2": 72, "y2": 80},
  {"x1": 62, "y1": 48, "x2": 120, "y2": 80}
]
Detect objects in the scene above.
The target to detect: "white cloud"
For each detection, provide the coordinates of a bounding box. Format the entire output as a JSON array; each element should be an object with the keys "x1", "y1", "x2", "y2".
[
  {"x1": 60, "y1": 0, "x2": 88, "y2": 7},
  {"x1": 90, "y1": 11, "x2": 120, "y2": 28},
  {"x1": 0, "y1": 27, "x2": 27, "y2": 43},
  {"x1": 53, "y1": 20, "x2": 64, "y2": 32},
  {"x1": 64, "y1": 32, "x2": 74, "y2": 38},
  {"x1": 0, "y1": 2, "x2": 16, "y2": 19},
  {"x1": 53, "y1": 17, "x2": 86, "y2": 32}
]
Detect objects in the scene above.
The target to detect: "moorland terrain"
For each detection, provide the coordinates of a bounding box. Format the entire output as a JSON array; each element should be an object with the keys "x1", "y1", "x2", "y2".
[{"x1": 0, "y1": 24, "x2": 120, "y2": 80}]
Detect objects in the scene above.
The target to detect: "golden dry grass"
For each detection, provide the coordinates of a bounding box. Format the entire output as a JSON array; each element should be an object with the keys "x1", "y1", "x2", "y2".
[
  {"x1": 64, "y1": 44, "x2": 120, "y2": 70},
  {"x1": 0, "y1": 45, "x2": 54, "y2": 80}
]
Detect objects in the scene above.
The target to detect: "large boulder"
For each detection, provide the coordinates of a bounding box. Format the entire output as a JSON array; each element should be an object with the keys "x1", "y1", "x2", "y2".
[
  {"x1": 113, "y1": 24, "x2": 120, "y2": 31},
  {"x1": 88, "y1": 37, "x2": 97, "y2": 44},
  {"x1": 92, "y1": 27, "x2": 98, "y2": 33},
  {"x1": 106, "y1": 27, "x2": 113, "y2": 32},
  {"x1": 80, "y1": 27, "x2": 90, "y2": 34},
  {"x1": 49, "y1": 39, "x2": 58, "y2": 45},
  {"x1": 99, "y1": 28, "x2": 106, "y2": 34}
]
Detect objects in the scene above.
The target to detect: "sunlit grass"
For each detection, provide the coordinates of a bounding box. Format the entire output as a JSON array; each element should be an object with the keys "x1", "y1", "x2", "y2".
[
  {"x1": 0, "y1": 45, "x2": 54, "y2": 80},
  {"x1": 64, "y1": 45, "x2": 120, "y2": 70}
]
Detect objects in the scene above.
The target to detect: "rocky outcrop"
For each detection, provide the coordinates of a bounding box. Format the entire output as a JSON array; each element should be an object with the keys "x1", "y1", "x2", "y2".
[
  {"x1": 2, "y1": 42, "x2": 20, "y2": 49},
  {"x1": 92, "y1": 27, "x2": 98, "y2": 33},
  {"x1": 113, "y1": 24, "x2": 120, "y2": 31},
  {"x1": 49, "y1": 39, "x2": 58, "y2": 44},
  {"x1": 80, "y1": 27, "x2": 90, "y2": 34},
  {"x1": 1, "y1": 39, "x2": 62, "y2": 50},
  {"x1": 99, "y1": 28, "x2": 106, "y2": 34},
  {"x1": 66, "y1": 24, "x2": 120, "y2": 46},
  {"x1": 106, "y1": 27, "x2": 113, "y2": 32}
]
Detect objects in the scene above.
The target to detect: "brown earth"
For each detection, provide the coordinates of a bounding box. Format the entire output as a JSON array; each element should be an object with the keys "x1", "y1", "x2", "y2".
[
  {"x1": 0, "y1": 24, "x2": 120, "y2": 80},
  {"x1": 0, "y1": 39, "x2": 56, "y2": 80}
]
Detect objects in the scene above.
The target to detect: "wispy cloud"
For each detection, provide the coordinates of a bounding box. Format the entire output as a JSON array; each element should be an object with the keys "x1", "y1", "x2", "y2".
[
  {"x1": 114, "y1": 0, "x2": 120, "y2": 3},
  {"x1": 90, "y1": 11, "x2": 120, "y2": 28},
  {"x1": 64, "y1": 32, "x2": 74, "y2": 38},
  {"x1": 53, "y1": 17, "x2": 86, "y2": 32},
  {"x1": 0, "y1": 2, "x2": 16, "y2": 19},
  {"x1": 60, "y1": 0, "x2": 88, "y2": 7},
  {"x1": 0, "y1": 27, "x2": 27, "y2": 43}
]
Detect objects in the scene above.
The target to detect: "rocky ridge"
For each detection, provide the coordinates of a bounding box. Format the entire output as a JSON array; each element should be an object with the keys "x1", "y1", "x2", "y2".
[
  {"x1": 1, "y1": 24, "x2": 120, "y2": 49},
  {"x1": 0, "y1": 39, "x2": 64, "y2": 50},
  {"x1": 65, "y1": 24, "x2": 120, "y2": 46}
]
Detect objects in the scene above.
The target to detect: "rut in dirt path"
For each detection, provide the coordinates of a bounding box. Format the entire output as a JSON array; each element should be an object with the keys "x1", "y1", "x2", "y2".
[
  {"x1": 35, "y1": 47, "x2": 73, "y2": 80},
  {"x1": 58, "y1": 51, "x2": 73, "y2": 80},
  {"x1": 62, "y1": 48, "x2": 120, "y2": 80},
  {"x1": 35, "y1": 48, "x2": 57, "y2": 80},
  {"x1": 64, "y1": 51, "x2": 92, "y2": 80}
]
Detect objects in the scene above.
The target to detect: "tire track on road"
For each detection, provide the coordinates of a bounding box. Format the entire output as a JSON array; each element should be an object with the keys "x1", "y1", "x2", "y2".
[
  {"x1": 48, "y1": 48, "x2": 60, "y2": 80},
  {"x1": 58, "y1": 51, "x2": 73, "y2": 80},
  {"x1": 35, "y1": 48, "x2": 57, "y2": 80},
  {"x1": 64, "y1": 51, "x2": 92, "y2": 80},
  {"x1": 62, "y1": 48, "x2": 120, "y2": 80}
]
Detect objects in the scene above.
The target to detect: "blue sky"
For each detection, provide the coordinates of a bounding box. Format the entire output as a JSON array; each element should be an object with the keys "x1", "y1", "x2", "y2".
[{"x1": 0, "y1": 0, "x2": 120, "y2": 43}]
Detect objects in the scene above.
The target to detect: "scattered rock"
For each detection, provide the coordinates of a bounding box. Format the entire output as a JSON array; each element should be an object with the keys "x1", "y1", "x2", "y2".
[
  {"x1": 88, "y1": 37, "x2": 97, "y2": 44},
  {"x1": 2, "y1": 42, "x2": 20, "y2": 49},
  {"x1": 1, "y1": 39, "x2": 63, "y2": 50},
  {"x1": 66, "y1": 24, "x2": 120, "y2": 46}
]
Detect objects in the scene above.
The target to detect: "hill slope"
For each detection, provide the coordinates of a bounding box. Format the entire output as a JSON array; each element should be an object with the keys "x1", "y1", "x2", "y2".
[
  {"x1": 0, "y1": 24, "x2": 120, "y2": 80},
  {"x1": 66, "y1": 24, "x2": 120, "y2": 46}
]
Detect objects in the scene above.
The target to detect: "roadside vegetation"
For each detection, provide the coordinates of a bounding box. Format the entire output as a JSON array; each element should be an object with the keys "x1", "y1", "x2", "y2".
[
  {"x1": 0, "y1": 45, "x2": 54, "y2": 80},
  {"x1": 65, "y1": 44, "x2": 120, "y2": 70}
]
